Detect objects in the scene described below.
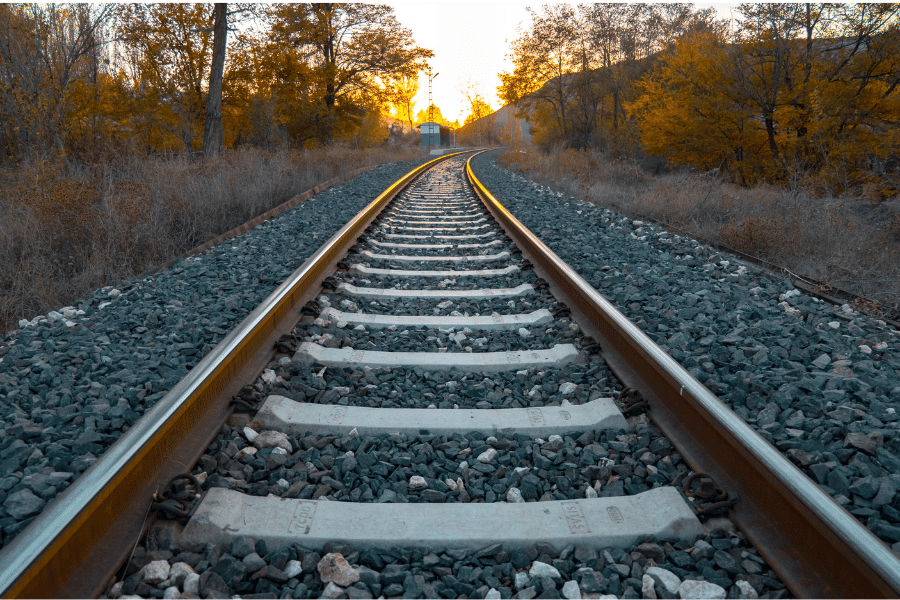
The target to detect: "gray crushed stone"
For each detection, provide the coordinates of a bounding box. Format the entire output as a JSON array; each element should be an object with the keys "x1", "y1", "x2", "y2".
[
  {"x1": 0, "y1": 158, "x2": 432, "y2": 550},
  {"x1": 469, "y1": 150, "x2": 900, "y2": 551},
  {"x1": 110, "y1": 521, "x2": 790, "y2": 599}
]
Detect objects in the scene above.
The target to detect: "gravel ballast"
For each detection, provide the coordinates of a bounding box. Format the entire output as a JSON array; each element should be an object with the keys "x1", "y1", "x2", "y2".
[
  {"x1": 468, "y1": 150, "x2": 900, "y2": 551},
  {"x1": 0, "y1": 158, "x2": 432, "y2": 550},
  {"x1": 114, "y1": 155, "x2": 792, "y2": 599}
]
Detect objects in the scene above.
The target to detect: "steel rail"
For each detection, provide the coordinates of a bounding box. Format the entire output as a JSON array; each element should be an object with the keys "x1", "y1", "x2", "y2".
[
  {"x1": 465, "y1": 152, "x2": 900, "y2": 599},
  {"x1": 0, "y1": 151, "x2": 473, "y2": 598}
]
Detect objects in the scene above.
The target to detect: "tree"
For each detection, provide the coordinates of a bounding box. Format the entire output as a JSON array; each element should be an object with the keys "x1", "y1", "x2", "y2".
[
  {"x1": 117, "y1": 3, "x2": 216, "y2": 152},
  {"x1": 0, "y1": 4, "x2": 113, "y2": 163},
  {"x1": 630, "y1": 3, "x2": 900, "y2": 191},
  {"x1": 414, "y1": 105, "x2": 455, "y2": 127},
  {"x1": 500, "y1": 3, "x2": 722, "y2": 151},
  {"x1": 202, "y1": 3, "x2": 228, "y2": 157},
  {"x1": 500, "y1": 5, "x2": 581, "y2": 142},
  {"x1": 630, "y1": 30, "x2": 760, "y2": 183},
  {"x1": 388, "y1": 74, "x2": 418, "y2": 132},
  {"x1": 268, "y1": 3, "x2": 432, "y2": 144}
]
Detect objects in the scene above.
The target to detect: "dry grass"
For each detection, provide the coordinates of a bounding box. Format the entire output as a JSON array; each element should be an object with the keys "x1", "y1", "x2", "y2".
[
  {"x1": 0, "y1": 145, "x2": 425, "y2": 333},
  {"x1": 499, "y1": 145, "x2": 900, "y2": 317}
]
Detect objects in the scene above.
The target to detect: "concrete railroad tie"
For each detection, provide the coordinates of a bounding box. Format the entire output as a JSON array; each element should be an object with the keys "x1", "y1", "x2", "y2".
[
  {"x1": 383, "y1": 232, "x2": 497, "y2": 240},
  {"x1": 349, "y1": 264, "x2": 519, "y2": 278},
  {"x1": 293, "y1": 342, "x2": 579, "y2": 372},
  {"x1": 177, "y1": 487, "x2": 704, "y2": 553},
  {"x1": 252, "y1": 395, "x2": 628, "y2": 437},
  {"x1": 354, "y1": 249, "x2": 510, "y2": 262},
  {"x1": 318, "y1": 306, "x2": 552, "y2": 330},
  {"x1": 336, "y1": 282, "x2": 535, "y2": 299},
  {"x1": 366, "y1": 239, "x2": 504, "y2": 249}
]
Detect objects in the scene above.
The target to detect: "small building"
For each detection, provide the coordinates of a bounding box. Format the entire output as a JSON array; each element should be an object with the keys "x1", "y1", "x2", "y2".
[{"x1": 418, "y1": 122, "x2": 451, "y2": 147}]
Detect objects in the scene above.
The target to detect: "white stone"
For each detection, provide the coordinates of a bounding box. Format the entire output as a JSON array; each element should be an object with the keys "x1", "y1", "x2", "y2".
[
  {"x1": 828, "y1": 321, "x2": 840, "y2": 329},
  {"x1": 354, "y1": 324, "x2": 367, "y2": 331},
  {"x1": 242, "y1": 426, "x2": 259, "y2": 443},
  {"x1": 645, "y1": 566, "x2": 681, "y2": 598},
  {"x1": 507, "y1": 487, "x2": 525, "y2": 503},
  {"x1": 183, "y1": 573, "x2": 200, "y2": 595},
  {"x1": 585, "y1": 486, "x2": 597, "y2": 499},
  {"x1": 478, "y1": 448, "x2": 498, "y2": 463},
  {"x1": 163, "y1": 586, "x2": 182, "y2": 599},
  {"x1": 108, "y1": 288, "x2": 121, "y2": 297},
  {"x1": 562, "y1": 580, "x2": 583, "y2": 599},
  {"x1": 108, "y1": 581, "x2": 123, "y2": 598},
  {"x1": 529, "y1": 561, "x2": 561, "y2": 580},
  {"x1": 284, "y1": 559, "x2": 303, "y2": 578},
  {"x1": 409, "y1": 475, "x2": 428, "y2": 490},
  {"x1": 234, "y1": 446, "x2": 257, "y2": 459},
  {"x1": 548, "y1": 434, "x2": 563, "y2": 445},
  {"x1": 811, "y1": 354, "x2": 831, "y2": 369},
  {"x1": 321, "y1": 581, "x2": 347, "y2": 599},
  {"x1": 252, "y1": 430, "x2": 292, "y2": 452},
  {"x1": 734, "y1": 580, "x2": 758, "y2": 599},
  {"x1": 859, "y1": 345, "x2": 872, "y2": 354},
  {"x1": 642, "y1": 574, "x2": 658, "y2": 599},
  {"x1": 271, "y1": 446, "x2": 287, "y2": 455},
  {"x1": 437, "y1": 300, "x2": 454, "y2": 309},
  {"x1": 47, "y1": 310, "x2": 63, "y2": 322},
  {"x1": 169, "y1": 562, "x2": 195, "y2": 584},
  {"x1": 349, "y1": 427, "x2": 359, "y2": 437},
  {"x1": 140, "y1": 560, "x2": 171, "y2": 584},
  {"x1": 514, "y1": 572, "x2": 532, "y2": 590},
  {"x1": 446, "y1": 478, "x2": 458, "y2": 491},
  {"x1": 518, "y1": 327, "x2": 532, "y2": 338},
  {"x1": 559, "y1": 382, "x2": 577, "y2": 395},
  {"x1": 678, "y1": 579, "x2": 726, "y2": 599},
  {"x1": 260, "y1": 369, "x2": 277, "y2": 385},
  {"x1": 485, "y1": 588, "x2": 502, "y2": 599}
]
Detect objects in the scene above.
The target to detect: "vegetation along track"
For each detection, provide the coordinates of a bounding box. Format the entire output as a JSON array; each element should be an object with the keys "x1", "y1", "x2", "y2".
[{"x1": 0, "y1": 151, "x2": 899, "y2": 599}]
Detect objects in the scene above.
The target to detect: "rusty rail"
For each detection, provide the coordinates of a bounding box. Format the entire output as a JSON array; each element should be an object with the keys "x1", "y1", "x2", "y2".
[
  {"x1": 0, "y1": 151, "x2": 473, "y2": 598},
  {"x1": 466, "y1": 152, "x2": 900, "y2": 599}
]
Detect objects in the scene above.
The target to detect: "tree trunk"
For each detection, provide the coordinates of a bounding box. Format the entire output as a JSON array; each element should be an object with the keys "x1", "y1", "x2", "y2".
[{"x1": 202, "y1": 3, "x2": 227, "y2": 158}]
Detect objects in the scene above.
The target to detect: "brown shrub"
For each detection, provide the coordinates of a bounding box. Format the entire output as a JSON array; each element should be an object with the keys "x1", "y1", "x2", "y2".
[
  {"x1": 0, "y1": 145, "x2": 425, "y2": 333},
  {"x1": 499, "y1": 145, "x2": 900, "y2": 313},
  {"x1": 719, "y1": 217, "x2": 792, "y2": 258}
]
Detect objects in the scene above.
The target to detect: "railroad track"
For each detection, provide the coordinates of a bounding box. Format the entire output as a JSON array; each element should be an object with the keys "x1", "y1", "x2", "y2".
[{"x1": 0, "y1": 151, "x2": 899, "y2": 599}]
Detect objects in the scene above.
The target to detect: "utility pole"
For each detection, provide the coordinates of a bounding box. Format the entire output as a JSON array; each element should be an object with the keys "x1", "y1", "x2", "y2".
[{"x1": 428, "y1": 68, "x2": 439, "y2": 147}]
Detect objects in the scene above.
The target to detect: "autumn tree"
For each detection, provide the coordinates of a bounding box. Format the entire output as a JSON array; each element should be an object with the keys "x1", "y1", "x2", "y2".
[
  {"x1": 267, "y1": 3, "x2": 432, "y2": 145},
  {"x1": 0, "y1": 4, "x2": 113, "y2": 164},
  {"x1": 117, "y1": 3, "x2": 217, "y2": 152},
  {"x1": 631, "y1": 3, "x2": 900, "y2": 191},
  {"x1": 500, "y1": 4, "x2": 582, "y2": 143},
  {"x1": 414, "y1": 105, "x2": 457, "y2": 128},
  {"x1": 389, "y1": 74, "x2": 419, "y2": 132},
  {"x1": 500, "y1": 3, "x2": 721, "y2": 151},
  {"x1": 202, "y1": 3, "x2": 228, "y2": 157},
  {"x1": 629, "y1": 30, "x2": 760, "y2": 183}
]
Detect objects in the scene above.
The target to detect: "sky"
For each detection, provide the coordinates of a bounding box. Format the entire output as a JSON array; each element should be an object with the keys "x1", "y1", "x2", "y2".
[
  {"x1": 390, "y1": 2, "x2": 738, "y2": 125},
  {"x1": 390, "y1": 1, "x2": 534, "y2": 125}
]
